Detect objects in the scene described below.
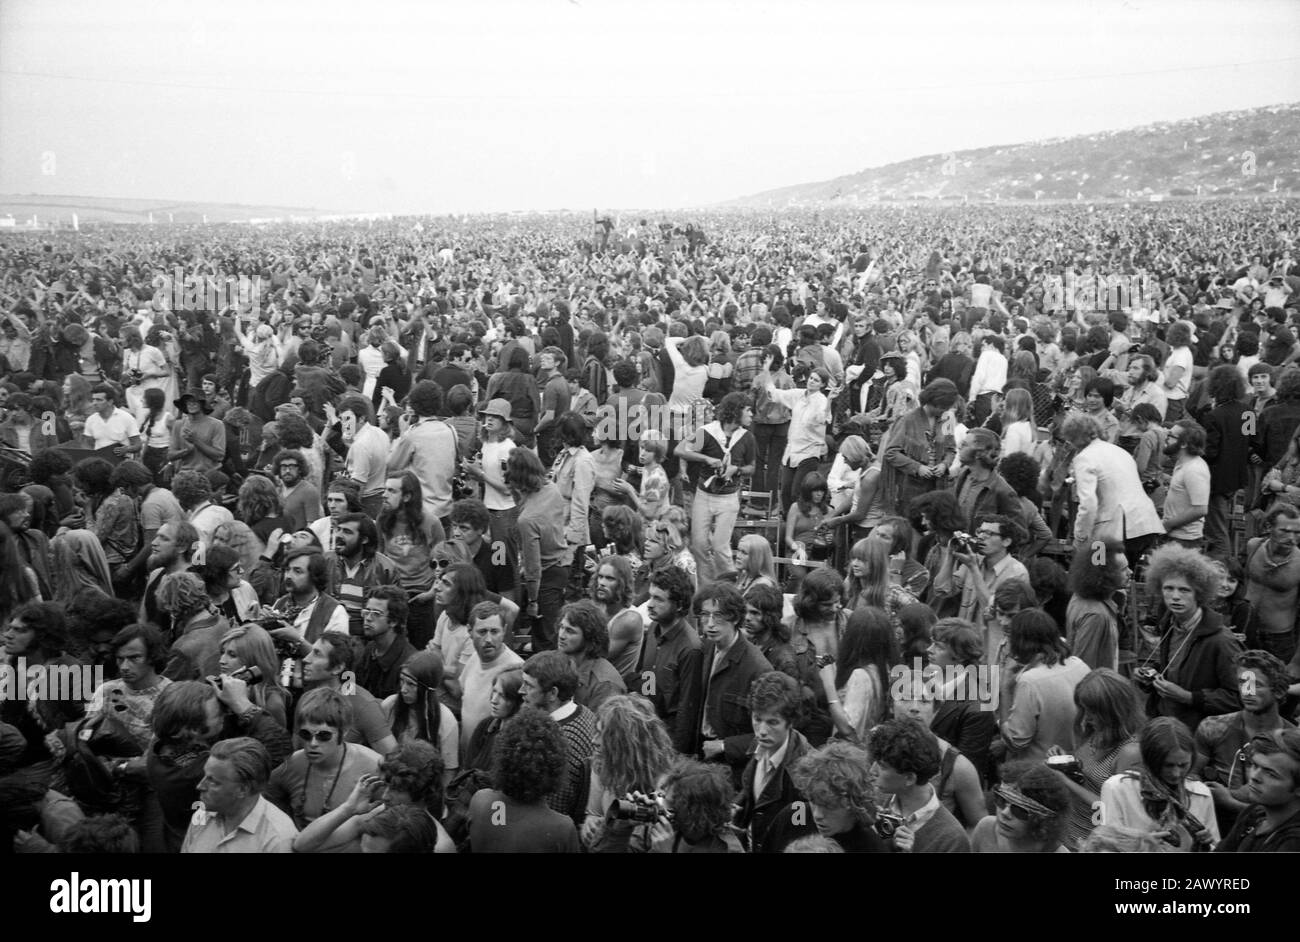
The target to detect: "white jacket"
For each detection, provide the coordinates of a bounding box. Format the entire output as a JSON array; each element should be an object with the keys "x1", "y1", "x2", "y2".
[{"x1": 1070, "y1": 439, "x2": 1163, "y2": 545}]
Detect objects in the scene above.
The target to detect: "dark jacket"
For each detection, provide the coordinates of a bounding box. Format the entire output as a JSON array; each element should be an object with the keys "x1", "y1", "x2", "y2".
[
  {"x1": 1148, "y1": 607, "x2": 1244, "y2": 731},
  {"x1": 1203, "y1": 399, "x2": 1249, "y2": 495},
  {"x1": 882, "y1": 406, "x2": 956, "y2": 515},
  {"x1": 762, "y1": 803, "x2": 890, "y2": 853},
  {"x1": 735, "y1": 728, "x2": 813, "y2": 852},
  {"x1": 1251, "y1": 399, "x2": 1300, "y2": 467},
  {"x1": 686, "y1": 635, "x2": 772, "y2": 767},
  {"x1": 930, "y1": 695, "x2": 999, "y2": 786},
  {"x1": 952, "y1": 467, "x2": 1022, "y2": 533},
  {"x1": 1215, "y1": 804, "x2": 1300, "y2": 853},
  {"x1": 638, "y1": 618, "x2": 704, "y2": 755}
]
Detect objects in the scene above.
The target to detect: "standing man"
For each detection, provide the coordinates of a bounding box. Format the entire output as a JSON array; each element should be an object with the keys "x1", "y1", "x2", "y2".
[
  {"x1": 967, "y1": 334, "x2": 1008, "y2": 426},
  {"x1": 689, "y1": 583, "x2": 771, "y2": 782},
  {"x1": 83, "y1": 384, "x2": 142, "y2": 456},
  {"x1": 534, "y1": 346, "x2": 571, "y2": 466},
  {"x1": 387, "y1": 380, "x2": 458, "y2": 527},
  {"x1": 334, "y1": 394, "x2": 388, "y2": 520},
  {"x1": 1201, "y1": 365, "x2": 1250, "y2": 558},
  {"x1": 950, "y1": 514, "x2": 1030, "y2": 662},
  {"x1": 521, "y1": 650, "x2": 597, "y2": 826},
  {"x1": 458, "y1": 600, "x2": 525, "y2": 751},
  {"x1": 377, "y1": 471, "x2": 445, "y2": 649},
  {"x1": 275, "y1": 450, "x2": 323, "y2": 532},
  {"x1": 636, "y1": 566, "x2": 704, "y2": 755},
  {"x1": 1063, "y1": 413, "x2": 1163, "y2": 563},
  {"x1": 1161, "y1": 419, "x2": 1211, "y2": 550},
  {"x1": 183, "y1": 737, "x2": 298, "y2": 853},
  {"x1": 168, "y1": 389, "x2": 226, "y2": 473},
  {"x1": 951, "y1": 428, "x2": 1021, "y2": 534},
  {"x1": 141, "y1": 521, "x2": 200, "y2": 638},
  {"x1": 1243, "y1": 503, "x2": 1300, "y2": 664},
  {"x1": 676, "y1": 392, "x2": 756, "y2": 582},
  {"x1": 882, "y1": 379, "x2": 959, "y2": 517}
]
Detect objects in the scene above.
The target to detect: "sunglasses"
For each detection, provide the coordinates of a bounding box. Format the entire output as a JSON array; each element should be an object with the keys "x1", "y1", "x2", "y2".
[
  {"x1": 298, "y1": 729, "x2": 336, "y2": 744},
  {"x1": 993, "y1": 786, "x2": 1052, "y2": 820}
]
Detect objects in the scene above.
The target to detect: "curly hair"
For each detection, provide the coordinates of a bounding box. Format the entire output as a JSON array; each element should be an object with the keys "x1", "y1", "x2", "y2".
[
  {"x1": 379, "y1": 740, "x2": 444, "y2": 815},
  {"x1": 272, "y1": 449, "x2": 310, "y2": 477},
  {"x1": 593, "y1": 695, "x2": 676, "y2": 798},
  {"x1": 747, "y1": 670, "x2": 803, "y2": 723},
  {"x1": 715, "y1": 391, "x2": 749, "y2": 427},
  {"x1": 560, "y1": 599, "x2": 610, "y2": 659},
  {"x1": 998, "y1": 452, "x2": 1041, "y2": 499},
  {"x1": 1144, "y1": 543, "x2": 1219, "y2": 608},
  {"x1": 276, "y1": 414, "x2": 315, "y2": 451},
  {"x1": 1275, "y1": 367, "x2": 1300, "y2": 403},
  {"x1": 1236, "y1": 649, "x2": 1292, "y2": 700},
  {"x1": 171, "y1": 469, "x2": 213, "y2": 509},
  {"x1": 998, "y1": 760, "x2": 1070, "y2": 847},
  {"x1": 60, "y1": 813, "x2": 141, "y2": 854},
  {"x1": 408, "y1": 380, "x2": 443, "y2": 418},
  {"x1": 72, "y1": 457, "x2": 115, "y2": 499},
  {"x1": 907, "y1": 489, "x2": 965, "y2": 537},
  {"x1": 27, "y1": 449, "x2": 71, "y2": 484},
  {"x1": 358, "y1": 804, "x2": 440, "y2": 852},
  {"x1": 156, "y1": 571, "x2": 211, "y2": 622},
  {"x1": 109, "y1": 459, "x2": 154, "y2": 491},
  {"x1": 236, "y1": 475, "x2": 282, "y2": 523},
  {"x1": 1067, "y1": 544, "x2": 1126, "y2": 600},
  {"x1": 790, "y1": 742, "x2": 878, "y2": 825},
  {"x1": 492, "y1": 707, "x2": 567, "y2": 804},
  {"x1": 648, "y1": 564, "x2": 695, "y2": 618},
  {"x1": 869, "y1": 717, "x2": 941, "y2": 781},
  {"x1": 661, "y1": 757, "x2": 734, "y2": 842}
]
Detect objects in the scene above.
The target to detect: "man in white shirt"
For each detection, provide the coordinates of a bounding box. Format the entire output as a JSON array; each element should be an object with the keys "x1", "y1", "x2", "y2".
[
  {"x1": 967, "y1": 335, "x2": 1008, "y2": 425},
  {"x1": 83, "y1": 384, "x2": 142, "y2": 456},
  {"x1": 336, "y1": 394, "x2": 389, "y2": 520},
  {"x1": 1161, "y1": 420, "x2": 1210, "y2": 549},
  {"x1": 182, "y1": 737, "x2": 297, "y2": 853},
  {"x1": 458, "y1": 601, "x2": 524, "y2": 751}
]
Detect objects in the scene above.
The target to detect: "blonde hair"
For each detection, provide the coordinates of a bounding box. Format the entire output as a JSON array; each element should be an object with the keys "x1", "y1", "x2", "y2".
[
  {"x1": 1003, "y1": 387, "x2": 1033, "y2": 425},
  {"x1": 845, "y1": 538, "x2": 890, "y2": 610},
  {"x1": 736, "y1": 534, "x2": 777, "y2": 583}
]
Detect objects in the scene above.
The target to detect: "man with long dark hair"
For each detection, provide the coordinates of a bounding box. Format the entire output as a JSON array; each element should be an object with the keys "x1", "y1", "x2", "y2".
[{"x1": 378, "y1": 470, "x2": 445, "y2": 649}]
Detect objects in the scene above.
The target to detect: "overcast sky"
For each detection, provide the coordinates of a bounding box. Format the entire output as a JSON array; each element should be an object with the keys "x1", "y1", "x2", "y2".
[{"x1": 1, "y1": 0, "x2": 1298, "y2": 213}]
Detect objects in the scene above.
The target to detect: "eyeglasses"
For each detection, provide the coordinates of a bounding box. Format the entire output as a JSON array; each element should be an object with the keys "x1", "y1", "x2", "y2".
[
  {"x1": 298, "y1": 729, "x2": 336, "y2": 744},
  {"x1": 993, "y1": 785, "x2": 1054, "y2": 820},
  {"x1": 431, "y1": 557, "x2": 453, "y2": 569}
]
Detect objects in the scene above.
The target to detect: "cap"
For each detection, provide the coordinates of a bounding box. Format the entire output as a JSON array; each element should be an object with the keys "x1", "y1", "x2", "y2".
[{"x1": 478, "y1": 398, "x2": 513, "y2": 422}]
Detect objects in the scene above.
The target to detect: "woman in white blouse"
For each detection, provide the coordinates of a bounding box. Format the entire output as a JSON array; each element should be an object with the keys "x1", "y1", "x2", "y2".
[
  {"x1": 753, "y1": 353, "x2": 835, "y2": 512},
  {"x1": 1000, "y1": 387, "x2": 1036, "y2": 458}
]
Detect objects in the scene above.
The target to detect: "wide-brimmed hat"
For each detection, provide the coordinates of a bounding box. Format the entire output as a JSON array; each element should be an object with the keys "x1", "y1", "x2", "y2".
[
  {"x1": 175, "y1": 389, "x2": 213, "y2": 414},
  {"x1": 478, "y1": 398, "x2": 513, "y2": 422}
]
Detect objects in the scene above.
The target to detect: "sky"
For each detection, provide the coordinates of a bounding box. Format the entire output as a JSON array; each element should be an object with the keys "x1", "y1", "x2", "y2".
[{"x1": 1, "y1": 0, "x2": 1298, "y2": 213}]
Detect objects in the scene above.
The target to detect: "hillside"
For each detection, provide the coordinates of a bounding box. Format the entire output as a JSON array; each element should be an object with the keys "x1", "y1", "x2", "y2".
[
  {"x1": 723, "y1": 103, "x2": 1300, "y2": 207},
  {"x1": 0, "y1": 194, "x2": 328, "y2": 226}
]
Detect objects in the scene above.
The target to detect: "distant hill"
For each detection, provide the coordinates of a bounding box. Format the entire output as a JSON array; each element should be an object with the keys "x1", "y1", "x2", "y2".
[
  {"x1": 0, "y1": 194, "x2": 328, "y2": 226},
  {"x1": 722, "y1": 103, "x2": 1300, "y2": 207}
]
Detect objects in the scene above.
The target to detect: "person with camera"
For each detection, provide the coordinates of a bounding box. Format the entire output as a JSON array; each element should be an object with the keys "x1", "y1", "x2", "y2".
[
  {"x1": 868, "y1": 718, "x2": 971, "y2": 853},
  {"x1": 948, "y1": 513, "x2": 1029, "y2": 658},
  {"x1": 182, "y1": 736, "x2": 297, "y2": 853},
  {"x1": 1100, "y1": 716, "x2": 1219, "y2": 852},
  {"x1": 1137, "y1": 544, "x2": 1243, "y2": 732},
  {"x1": 267, "y1": 547, "x2": 349, "y2": 648},
  {"x1": 580, "y1": 695, "x2": 677, "y2": 852},
  {"x1": 291, "y1": 739, "x2": 455, "y2": 853}
]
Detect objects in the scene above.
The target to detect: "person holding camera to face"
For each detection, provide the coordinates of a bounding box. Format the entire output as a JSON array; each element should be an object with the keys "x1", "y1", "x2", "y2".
[{"x1": 948, "y1": 513, "x2": 1028, "y2": 659}]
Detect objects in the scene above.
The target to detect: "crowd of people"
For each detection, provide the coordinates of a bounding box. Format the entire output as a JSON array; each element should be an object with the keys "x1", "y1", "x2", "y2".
[{"x1": 1, "y1": 200, "x2": 1300, "y2": 854}]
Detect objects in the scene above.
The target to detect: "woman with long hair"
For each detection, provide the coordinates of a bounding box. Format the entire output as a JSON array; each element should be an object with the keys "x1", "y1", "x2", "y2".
[
  {"x1": 50, "y1": 529, "x2": 114, "y2": 603},
  {"x1": 640, "y1": 511, "x2": 697, "y2": 597},
  {"x1": 868, "y1": 516, "x2": 930, "y2": 597},
  {"x1": 430, "y1": 563, "x2": 492, "y2": 709},
  {"x1": 1000, "y1": 387, "x2": 1035, "y2": 457},
  {"x1": 844, "y1": 537, "x2": 918, "y2": 641},
  {"x1": 785, "y1": 470, "x2": 832, "y2": 574},
  {"x1": 1045, "y1": 668, "x2": 1143, "y2": 850},
  {"x1": 580, "y1": 695, "x2": 677, "y2": 851},
  {"x1": 1065, "y1": 546, "x2": 1131, "y2": 672},
  {"x1": 818, "y1": 606, "x2": 900, "y2": 743},
  {"x1": 463, "y1": 667, "x2": 524, "y2": 774},
  {"x1": 61, "y1": 374, "x2": 94, "y2": 441},
  {"x1": 790, "y1": 567, "x2": 848, "y2": 662},
  {"x1": 1000, "y1": 609, "x2": 1091, "y2": 761},
  {"x1": 382, "y1": 650, "x2": 460, "y2": 787},
  {"x1": 137, "y1": 387, "x2": 173, "y2": 482},
  {"x1": 732, "y1": 533, "x2": 778, "y2": 593},
  {"x1": 1100, "y1": 717, "x2": 1219, "y2": 852},
  {"x1": 236, "y1": 474, "x2": 291, "y2": 546},
  {"x1": 217, "y1": 624, "x2": 289, "y2": 728}
]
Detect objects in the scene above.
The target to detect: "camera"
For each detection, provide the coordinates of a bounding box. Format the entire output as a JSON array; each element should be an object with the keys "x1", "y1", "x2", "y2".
[
  {"x1": 950, "y1": 531, "x2": 979, "y2": 554},
  {"x1": 209, "y1": 666, "x2": 262, "y2": 690},
  {"x1": 611, "y1": 792, "x2": 665, "y2": 824},
  {"x1": 1134, "y1": 666, "x2": 1159, "y2": 691},
  {"x1": 814, "y1": 653, "x2": 836, "y2": 670},
  {"x1": 873, "y1": 810, "x2": 904, "y2": 840},
  {"x1": 1045, "y1": 754, "x2": 1082, "y2": 780}
]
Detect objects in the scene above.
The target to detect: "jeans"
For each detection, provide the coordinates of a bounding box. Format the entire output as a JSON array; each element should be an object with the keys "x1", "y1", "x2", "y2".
[
  {"x1": 1204, "y1": 492, "x2": 1233, "y2": 558},
  {"x1": 533, "y1": 563, "x2": 570, "y2": 650},
  {"x1": 690, "y1": 490, "x2": 740, "y2": 583},
  {"x1": 752, "y1": 422, "x2": 789, "y2": 494},
  {"x1": 780, "y1": 458, "x2": 821, "y2": 516}
]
